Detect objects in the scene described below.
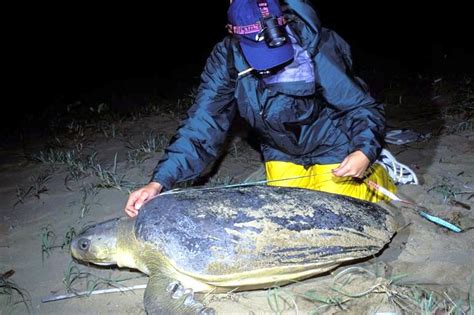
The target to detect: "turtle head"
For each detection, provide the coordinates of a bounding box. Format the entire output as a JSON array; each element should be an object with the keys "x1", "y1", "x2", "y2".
[{"x1": 71, "y1": 218, "x2": 121, "y2": 266}]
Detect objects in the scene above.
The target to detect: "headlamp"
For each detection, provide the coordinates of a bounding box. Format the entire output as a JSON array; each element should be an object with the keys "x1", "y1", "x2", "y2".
[{"x1": 259, "y1": 15, "x2": 288, "y2": 48}]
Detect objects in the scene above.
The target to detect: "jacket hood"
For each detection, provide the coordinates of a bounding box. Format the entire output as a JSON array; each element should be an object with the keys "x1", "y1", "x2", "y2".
[{"x1": 281, "y1": 0, "x2": 321, "y2": 56}]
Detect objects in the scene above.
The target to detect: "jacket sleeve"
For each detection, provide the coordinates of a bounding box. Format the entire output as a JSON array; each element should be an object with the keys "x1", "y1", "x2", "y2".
[
  {"x1": 151, "y1": 40, "x2": 237, "y2": 190},
  {"x1": 314, "y1": 29, "x2": 385, "y2": 163}
]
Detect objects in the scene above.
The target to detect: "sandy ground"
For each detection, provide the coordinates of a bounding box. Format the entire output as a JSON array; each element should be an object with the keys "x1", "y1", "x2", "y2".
[{"x1": 1, "y1": 80, "x2": 473, "y2": 314}]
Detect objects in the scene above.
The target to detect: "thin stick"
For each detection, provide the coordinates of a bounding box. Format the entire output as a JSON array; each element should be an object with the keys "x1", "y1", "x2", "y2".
[
  {"x1": 160, "y1": 171, "x2": 336, "y2": 196},
  {"x1": 365, "y1": 179, "x2": 463, "y2": 233},
  {"x1": 41, "y1": 284, "x2": 147, "y2": 303}
]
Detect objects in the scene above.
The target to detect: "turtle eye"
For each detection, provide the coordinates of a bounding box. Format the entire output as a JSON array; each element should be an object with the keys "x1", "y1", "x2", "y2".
[{"x1": 79, "y1": 238, "x2": 91, "y2": 251}]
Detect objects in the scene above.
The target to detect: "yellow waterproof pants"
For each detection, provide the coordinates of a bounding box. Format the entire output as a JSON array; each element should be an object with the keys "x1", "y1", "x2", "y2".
[{"x1": 265, "y1": 161, "x2": 396, "y2": 203}]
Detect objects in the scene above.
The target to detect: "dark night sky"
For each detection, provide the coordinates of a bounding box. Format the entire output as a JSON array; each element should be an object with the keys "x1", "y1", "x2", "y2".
[{"x1": 11, "y1": 2, "x2": 474, "y2": 127}]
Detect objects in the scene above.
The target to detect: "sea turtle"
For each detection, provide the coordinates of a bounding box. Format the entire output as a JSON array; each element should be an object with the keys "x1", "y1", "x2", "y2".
[{"x1": 71, "y1": 185, "x2": 397, "y2": 314}]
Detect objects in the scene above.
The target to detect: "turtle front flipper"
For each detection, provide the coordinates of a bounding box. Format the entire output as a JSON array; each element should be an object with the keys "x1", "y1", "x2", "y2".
[{"x1": 144, "y1": 274, "x2": 215, "y2": 315}]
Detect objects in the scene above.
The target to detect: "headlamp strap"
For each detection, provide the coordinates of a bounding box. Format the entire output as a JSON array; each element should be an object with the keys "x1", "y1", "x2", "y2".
[{"x1": 226, "y1": 16, "x2": 286, "y2": 35}]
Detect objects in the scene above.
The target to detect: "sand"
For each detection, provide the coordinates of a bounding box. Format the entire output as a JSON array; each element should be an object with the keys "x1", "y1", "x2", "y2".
[{"x1": 1, "y1": 83, "x2": 473, "y2": 314}]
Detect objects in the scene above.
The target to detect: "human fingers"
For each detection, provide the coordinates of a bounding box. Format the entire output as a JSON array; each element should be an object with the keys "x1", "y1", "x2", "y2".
[
  {"x1": 125, "y1": 207, "x2": 137, "y2": 218},
  {"x1": 125, "y1": 190, "x2": 142, "y2": 217},
  {"x1": 134, "y1": 191, "x2": 150, "y2": 211},
  {"x1": 332, "y1": 158, "x2": 350, "y2": 177}
]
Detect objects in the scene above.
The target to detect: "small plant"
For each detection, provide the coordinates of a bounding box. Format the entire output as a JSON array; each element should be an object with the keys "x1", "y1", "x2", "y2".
[
  {"x1": 126, "y1": 149, "x2": 149, "y2": 167},
  {"x1": 302, "y1": 289, "x2": 349, "y2": 312},
  {"x1": 141, "y1": 132, "x2": 169, "y2": 153},
  {"x1": 14, "y1": 173, "x2": 51, "y2": 206},
  {"x1": 40, "y1": 225, "x2": 58, "y2": 263},
  {"x1": 30, "y1": 173, "x2": 51, "y2": 198},
  {"x1": 66, "y1": 120, "x2": 85, "y2": 139},
  {"x1": 64, "y1": 151, "x2": 95, "y2": 182},
  {"x1": 300, "y1": 267, "x2": 471, "y2": 314},
  {"x1": 99, "y1": 123, "x2": 117, "y2": 138},
  {"x1": 33, "y1": 148, "x2": 93, "y2": 181},
  {"x1": 266, "y1": 286, "x2": 299, "y2": 314},
  {"x1": 446, "y1": 120, "x2": 474, "y2": 134},
  {"x1": 127, "y1": 132, "x2": 170, "y2": 154},
  {"x1": 15, "y1": 186, "x2": 28, "y2": 206},
  {"x1": 78, "y1": 184, "x2": 100, "y2": 218},
  {"x1": 63, "y1": 261, "x2": 144, "y2": 295},
  {"x1": 91, "y1": 154, "x2": 135, "y2": 191},
  {"x1": 61, "y1": 227, "x2": 77, "y2": 250},
  {"x1": 436, "y1": 76, "x2": 473, "y2": 120},
  {"x1": 0, "y1": 270, "x2": 32, "y2": 314},
  {"x1": 428, "y1": 177, "x2": 461, "y2": 202},
  {"x1": 170, "y1": 87, "x2": 198, "y2": 117},
  {"x1": 33, "y1": 148, "x2": 69, "y2": 165},
  {"x1": 63, "y1": 262, "x2": 84, "y2": 293},
  {"x1": 229, "y1": 142, "x2": 240, "y2": 159},
  {"x1": 40, "y1": 225, "x2": 79, "y2": 262}
]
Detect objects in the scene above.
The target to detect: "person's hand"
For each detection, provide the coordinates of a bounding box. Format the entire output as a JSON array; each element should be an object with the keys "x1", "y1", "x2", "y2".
[
  {"x1": 125, "y1": 182, "x2": 163, "y2": 217},
  {"x1": 332, "y1": 150, "x2": 370, "y2": 178}
]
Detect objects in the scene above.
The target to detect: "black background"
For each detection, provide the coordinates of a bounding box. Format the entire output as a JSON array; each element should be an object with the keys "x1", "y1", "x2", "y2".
[{"x1": 9, "y1": 1, "x2": 474, "y2": 128}]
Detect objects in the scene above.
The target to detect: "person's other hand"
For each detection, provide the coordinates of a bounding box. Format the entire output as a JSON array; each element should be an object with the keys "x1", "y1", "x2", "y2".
[
  {"x1": 125, "y1": 182, "x2": 163, "y2": 217},
  {"x1": 332, "y1": 150, "x2": 370, "y2": 178}
]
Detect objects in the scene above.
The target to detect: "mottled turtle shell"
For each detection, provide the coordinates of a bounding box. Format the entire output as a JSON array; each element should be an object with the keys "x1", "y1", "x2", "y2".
[{"x1": 135, "y1": 185, "x2": 396, "y2": 280}]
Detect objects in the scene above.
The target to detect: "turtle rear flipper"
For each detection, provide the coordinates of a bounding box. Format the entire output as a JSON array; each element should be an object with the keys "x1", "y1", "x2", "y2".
[{"x1": 144, "y1": 274, "x2": 214, "y2": 315}]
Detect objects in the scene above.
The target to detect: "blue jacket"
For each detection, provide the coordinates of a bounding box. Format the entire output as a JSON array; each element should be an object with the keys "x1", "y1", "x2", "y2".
[{"x1": 152, "y1": 0, "x2": 385, "y2": 190}]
